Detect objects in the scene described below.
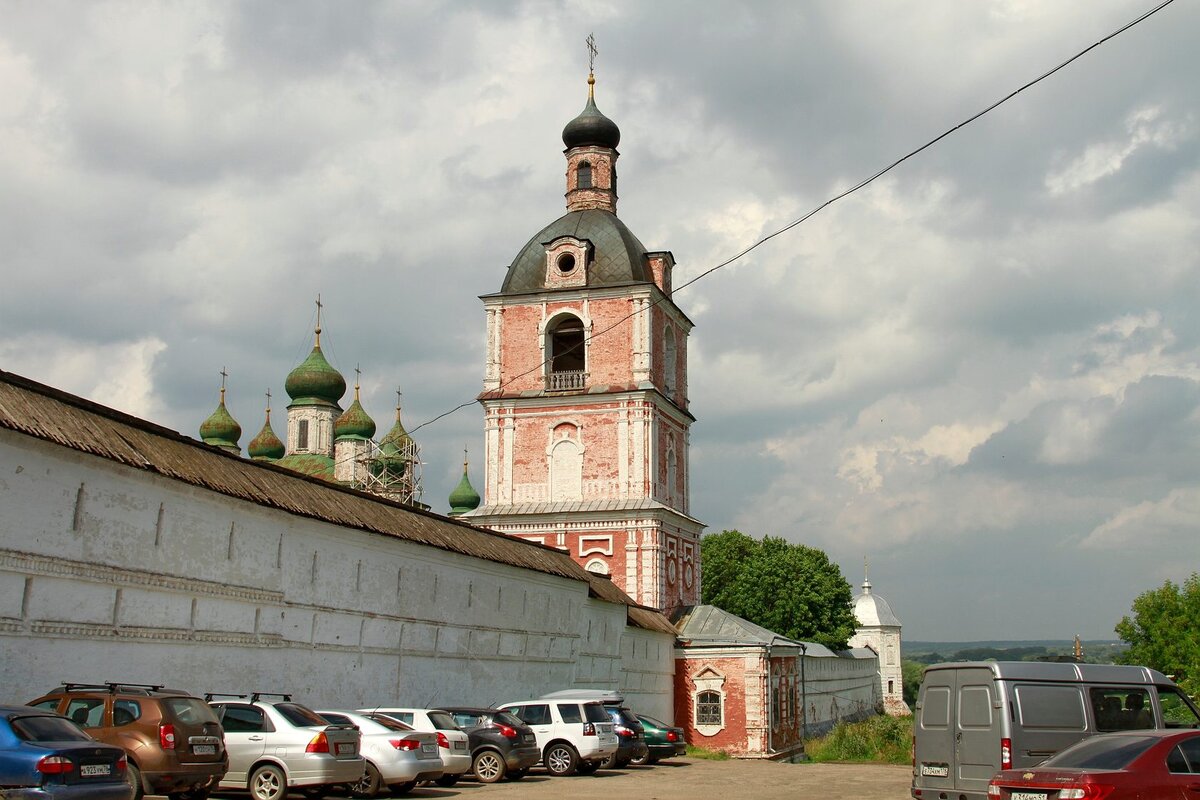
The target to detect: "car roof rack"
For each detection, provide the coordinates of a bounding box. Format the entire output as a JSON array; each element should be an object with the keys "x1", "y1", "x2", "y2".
[
  {"x1": 251, "y1": 693, "x2": 292, "y2": 703},
  {"x1": 204, "y1": 692, "x2": 249, "y2": 702},
  {"x1": 61, "y1": 682, "x2": 165, "y2": 694}
]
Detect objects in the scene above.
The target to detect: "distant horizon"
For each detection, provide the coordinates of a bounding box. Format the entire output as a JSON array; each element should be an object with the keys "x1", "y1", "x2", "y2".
[{"x1": 903, "y1": 638, "x2": 1125, "y2": 650}]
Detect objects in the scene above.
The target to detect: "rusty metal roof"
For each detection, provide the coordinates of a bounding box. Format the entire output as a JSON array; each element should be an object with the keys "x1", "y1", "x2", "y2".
[{"x1": 0, "y1": 370, "x2": 675, "y2": 634}]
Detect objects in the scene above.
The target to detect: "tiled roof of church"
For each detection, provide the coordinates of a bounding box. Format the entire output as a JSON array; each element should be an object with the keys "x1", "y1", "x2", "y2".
[{"x1": 0, "y1": 369, "x2": 673, "y2": 634}]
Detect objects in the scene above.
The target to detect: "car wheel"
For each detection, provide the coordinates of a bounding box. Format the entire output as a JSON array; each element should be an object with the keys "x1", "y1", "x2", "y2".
[
  {"x1": 472, "y1": 750, "x2": 506, "y2": 783},
  {"x1": 388, "y1": 780, "x2": 417, "y2": 796},
  {"x1": 506, "y1": 768, "x2": 528, "y2": 781},
  {"x1": 543, "y1": 742, "x2": 578, "y2": 776},
  {"x1": 434, "y1": 774, "x2": 459, "y2": 787},
  {"x1": 348, "y1": 763, "x2": 382, "y2": 798},
  {"x1": 249, "y1": 765, "x2": 287, "y2": 800},
  {"x1": 575, "y1": 761, "x2": 600, "y2": 775},
  {"x1": 126, "y1": 763, "x2": 145, "y2": 800},
  {"x1": 629, "y1": 751, "x2": 650, "y2": 766},
  {"x1": 599, "y1": 751, "x2": 619, "y2": 769}
]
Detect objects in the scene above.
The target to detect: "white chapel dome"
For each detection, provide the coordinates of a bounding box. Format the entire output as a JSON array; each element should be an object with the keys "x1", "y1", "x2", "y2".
[{"x1": 853, "y1": 578, "x2": 901, "y2": 628}]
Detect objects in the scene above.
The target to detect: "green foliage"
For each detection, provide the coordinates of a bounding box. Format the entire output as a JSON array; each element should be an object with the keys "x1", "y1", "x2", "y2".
[
  {"x1": 685, "y1": 744, "x2": 730, "y2": 760},
  {"x1": 804, "y1": 714, "x2": 913, "y2": 763},
  {"x1": 905, "y1": 642, "x2": 1128, "y2": 666},
  {"x1": 901, "y1": 660, "x2": 925, "y2": 707},
  {"x1": 700, "y1": 530, "x2": 856, "y2": 650},
  {"x1": 1115, "y1": 573, "x2": 1200, "y2": 697}
]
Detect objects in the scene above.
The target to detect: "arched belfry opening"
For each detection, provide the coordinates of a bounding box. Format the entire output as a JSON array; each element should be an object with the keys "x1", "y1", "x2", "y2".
[
  {"x1": 577, "y1": 161, "x2": 592, "y2": 189},
  {"x1": 546, "y1": 315, "x2": 586, "y2": 390}
]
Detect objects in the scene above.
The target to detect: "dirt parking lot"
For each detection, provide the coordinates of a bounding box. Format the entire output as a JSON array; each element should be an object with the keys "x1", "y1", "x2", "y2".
[{"x1": 278, "y1": 758, "x2": 913, "y2": 800}]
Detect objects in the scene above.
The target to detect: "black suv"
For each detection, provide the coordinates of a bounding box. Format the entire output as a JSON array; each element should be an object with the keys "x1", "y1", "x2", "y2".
[
  {"x1": 28, "y1": 683, "x2": 228, "y2": 800},
  {"x1": 600, "y1": 705, "x2": 648, "y2": 768},
  {"x1": 439, "y1": 707, "x2": 540, "y2": 783}
]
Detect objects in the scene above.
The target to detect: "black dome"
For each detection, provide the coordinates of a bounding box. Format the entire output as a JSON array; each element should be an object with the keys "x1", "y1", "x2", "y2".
[
  {"x1": 562, "y1": 94, "x2": 621, "y2": 150},
  {"x1": 500, "y1": 210, "x2": 650, "y2": 294}
]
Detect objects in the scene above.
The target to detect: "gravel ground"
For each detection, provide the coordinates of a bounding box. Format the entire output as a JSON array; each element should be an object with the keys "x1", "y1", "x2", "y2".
[{"x1": 248, "y1": 758, "x2": 914, "y2": 800}]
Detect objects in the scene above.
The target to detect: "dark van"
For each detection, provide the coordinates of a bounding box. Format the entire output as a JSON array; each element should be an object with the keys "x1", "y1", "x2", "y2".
[{"x1": 911, "y1": 661, "x2": 1200, "y2": 800}]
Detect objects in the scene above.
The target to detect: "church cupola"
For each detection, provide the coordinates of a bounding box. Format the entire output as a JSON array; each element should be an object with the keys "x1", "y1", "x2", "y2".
[
  {"x1": 563, "y1": 72, "x2": 620, "y2": 214},
  {"x1": 334, "y1": 371, "x2": 376, "y2": 486},
  {"x1": 282, "y1": 300, "x2": 344, "y2": 477},
  {"x1": 448, "y1": 452, "x2": 481, "y2": 516},
  {"x1": 199, "y1": 370, "x2": 242, "y2": 455},
  {"x1": 247, "y1": 390, "x2": 285, "y2": 461}
]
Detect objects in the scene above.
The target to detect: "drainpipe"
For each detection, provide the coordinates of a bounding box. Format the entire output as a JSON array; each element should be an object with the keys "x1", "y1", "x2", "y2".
[
  {"x1": 800, "y1": 642, "x2": 808, "y2": 741},
  {"x1": 766, "y1": 643, "x2": 773, "y2": 756}
]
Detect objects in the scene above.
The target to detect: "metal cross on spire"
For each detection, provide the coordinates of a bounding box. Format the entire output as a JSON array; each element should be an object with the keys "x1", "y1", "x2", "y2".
[
  {"x1": 265, "y1": 388, "x2": 272, "y2": 414},
  {"x1": 586, "y1": 32, "x2": 597, "y2": 74},
  {"x1": 219, "y1": 366, "x2": 228, "y2": 401},
  {"x1": 314, "y1": 294, "x2": 323, "y2": 345}
]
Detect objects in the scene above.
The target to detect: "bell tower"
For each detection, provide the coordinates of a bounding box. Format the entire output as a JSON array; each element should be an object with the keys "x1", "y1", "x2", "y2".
[{"x1": 463, "y1": 60, "x2": 704, "y2": 615}]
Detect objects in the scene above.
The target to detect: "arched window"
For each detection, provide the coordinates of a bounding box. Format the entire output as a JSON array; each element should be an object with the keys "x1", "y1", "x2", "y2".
[
  {"x1": 577, "y1": 161, "x2": 592, "y2": 189},
  {"x1": 550, "y1": 438, "x2": 583, "y2": 501},
  {"x1": 584, "y1": 558, "x2": 609, "y2": 575},
  {"x1": 666, "y1": 443, "x2": 678, "y2": 504},
  {"x1": 297, "y1": 419, "x2": 309, "y2": 450},
  {"x1": 696, "y1": 690, "x2": 722, "y2": 726},
  {"x1": 547, "y1": 315, "x2": 586, "y2": 390}
]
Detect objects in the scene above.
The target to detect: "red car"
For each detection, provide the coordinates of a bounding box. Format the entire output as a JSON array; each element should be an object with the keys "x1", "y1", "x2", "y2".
[{"x1": 988, "y1": 729, "x2": 1200, "y2": 800}]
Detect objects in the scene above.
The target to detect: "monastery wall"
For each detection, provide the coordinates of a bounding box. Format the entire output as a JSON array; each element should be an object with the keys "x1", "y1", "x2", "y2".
[{"x1": 0, "y1": 429, "x2": 675, "y2": 717}]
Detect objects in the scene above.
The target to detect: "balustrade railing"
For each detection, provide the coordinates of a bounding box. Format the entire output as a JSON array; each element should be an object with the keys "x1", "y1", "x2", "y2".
[{"x1": 546, "y1": 370, "x2": 587, "y2": 391}]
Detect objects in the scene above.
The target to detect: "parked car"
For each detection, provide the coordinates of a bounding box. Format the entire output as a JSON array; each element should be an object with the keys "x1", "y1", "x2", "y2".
[
  {"x1": 987, "y1": 729, "x2": 1200, "y2": 800},
  {"x1": 539, "y1": 691, "x2": 647, "y2": 769},
  {"x1": 314, "y1": 710, "x2": 442, "y2": 797},
  {"x1": 438, "y1": 707, "x2": 540, "y2": 783},
  {"x1": 27, "y1": 683, "x2": 226, "y2": 800},
  {"x1": 0, "y1": 704, "x2": 133, "y2": 800},
  {"x1": 632, "y1": 714, "x2": 686, "y2": 764},
  {"x1": 497, "y1": 698, "x2": 618, "y2": 776},
  {"x1": 357, "y1": 708, "x2": 470, "y2": 786},
  {"x1": 207, "y1": 693, "x2": 362, "y2": 800}
]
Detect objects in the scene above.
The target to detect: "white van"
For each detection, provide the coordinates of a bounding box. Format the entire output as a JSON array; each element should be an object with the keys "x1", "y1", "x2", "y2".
[
  {"x1": 911, "y1": 661, "x2": 1200, "y2": 800},
  {"x1": 498, "y1": 698, "x2": 618, "y2": 776}
]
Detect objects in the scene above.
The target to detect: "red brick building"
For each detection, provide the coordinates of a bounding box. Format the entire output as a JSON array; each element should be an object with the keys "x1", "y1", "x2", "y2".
[{"x1": 463, "y1": 73, "x2": 704, "y2": 615}]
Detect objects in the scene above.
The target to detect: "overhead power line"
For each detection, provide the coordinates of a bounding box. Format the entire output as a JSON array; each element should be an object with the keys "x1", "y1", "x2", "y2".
[{"x1": 409, "y1": 0, "x2": 1179, "y2": 436}]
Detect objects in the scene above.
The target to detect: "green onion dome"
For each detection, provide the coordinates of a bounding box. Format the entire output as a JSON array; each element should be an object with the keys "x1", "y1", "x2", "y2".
[
  {"x1": 285, "y1": 339, "x2": 346, "y2": 406},
  {"x1": 447, "y1": 459, "x2": 481, "y2": 516},
  {"x1": 248, "y1": 407, "x2": 285, "y2": 461},
  {"x1": 334, "y1": 387, "x2": 376, "y2": 440},
  {"x1": 199, "y1": 392, "x2": 241, "y2": 451}
]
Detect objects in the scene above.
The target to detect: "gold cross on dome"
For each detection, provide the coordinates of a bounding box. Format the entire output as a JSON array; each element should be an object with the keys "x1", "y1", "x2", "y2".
[{"x1": 586, "y1": 33, "x2": 597, "y2": 74}]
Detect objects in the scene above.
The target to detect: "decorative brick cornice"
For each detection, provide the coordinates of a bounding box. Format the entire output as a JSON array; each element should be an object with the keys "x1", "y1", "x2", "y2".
[{"x1": 0, "y1": 548, "x2": 283, "y2": 604}]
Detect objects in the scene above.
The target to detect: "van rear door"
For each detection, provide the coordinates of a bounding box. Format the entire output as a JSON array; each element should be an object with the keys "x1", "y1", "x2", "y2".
[
  {"x1": 955, "y1": 668, "x2": 1002, "y2": 797},
  {"x1": 914, "y1": 670, "x2": 955, "y2": 794}
]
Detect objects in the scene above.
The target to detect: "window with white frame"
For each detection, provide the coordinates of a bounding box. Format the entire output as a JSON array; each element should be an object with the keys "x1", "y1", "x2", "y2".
[{"x1": 697, "y1": 690, "x2": 722, "y2": 726}]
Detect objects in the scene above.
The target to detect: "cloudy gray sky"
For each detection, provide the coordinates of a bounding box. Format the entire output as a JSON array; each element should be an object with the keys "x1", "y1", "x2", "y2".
[{"x1": 2, "y1": 0, "x2": 1197, "y2": 642}]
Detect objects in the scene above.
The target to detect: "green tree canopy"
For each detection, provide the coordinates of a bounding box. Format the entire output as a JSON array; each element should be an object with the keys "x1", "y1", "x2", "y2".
[
  {"x1": 700, "y1": 529, "x2": 856, "y2": 650},
  {"x1": 1115, "y1": 573, "x2": 1200, "y2": 697}
]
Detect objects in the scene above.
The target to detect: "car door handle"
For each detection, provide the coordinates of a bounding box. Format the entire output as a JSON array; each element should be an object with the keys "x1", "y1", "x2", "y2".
[{"x1": 248, "y1": 735, "x2": 264, "y2": 741}]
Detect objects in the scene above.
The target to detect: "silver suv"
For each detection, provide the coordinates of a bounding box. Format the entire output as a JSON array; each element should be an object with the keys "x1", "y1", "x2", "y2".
[
  {"x1": 497, "y1": 699, "x2": 617, "y2": 776},
  {"x1": 207, "y1": 694, "x2": 363, "y2": 800}
]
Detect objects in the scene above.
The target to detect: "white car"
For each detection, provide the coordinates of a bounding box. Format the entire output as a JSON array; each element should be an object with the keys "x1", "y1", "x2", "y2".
[
  {"x1": 358, "y1": 707, "x2": 471, "y2": 786},
  {"x1": 497, "y1": 698, "x2": 618, "y2": 776},
  {"x1": 209, "y1": 694, "x2": 364, "y2": 800},
  {"x1": 315, "y1": 710, "x2": 443, "y2": 797}
]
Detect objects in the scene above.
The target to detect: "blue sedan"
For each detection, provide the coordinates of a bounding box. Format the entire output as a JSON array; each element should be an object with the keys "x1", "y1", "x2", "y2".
[{"x1": 0, "y1": 705, "x2": 133, "y2": 800}]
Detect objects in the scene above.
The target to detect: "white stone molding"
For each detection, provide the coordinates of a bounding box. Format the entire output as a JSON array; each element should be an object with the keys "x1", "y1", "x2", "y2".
[
  {"x1": 693, "y1": 666, "x2": 727, "y2": 737},
  {"x1": 578, "y1": 535, "x2": 613, "y2": 557}
]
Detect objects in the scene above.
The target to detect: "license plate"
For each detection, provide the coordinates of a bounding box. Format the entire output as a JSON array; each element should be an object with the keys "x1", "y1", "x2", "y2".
[
  {"x1": 921, "y1": 764, "x2": 949, "y2": 777},
  {"x1": 81, "y1": 764, "x2": 111, "y2": 777},
  {"x1": 421, "y1": 744, "x2": 435, "y2": 754},
  {"x1": 193, "y1": 744, "x2": 216, "y2": 755},
  {"x1": 454, "y1": 741, "x2": 466, "y2": 750},
  {"x1": 1011, "y1": 793, "x2": 1046, "y2": 800},
  {"x1": 335, "y1": 743, "x2": 355, "y2": 755},
  {"x1": 524, "y1": 734, "x2": 535, "y2": 743}
]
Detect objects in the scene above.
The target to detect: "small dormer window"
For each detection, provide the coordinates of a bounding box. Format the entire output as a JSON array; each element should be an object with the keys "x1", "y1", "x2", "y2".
[
  {"x1": 577, "y1": 161, "x2": 592, "y2": 189},
  {"x1": 557, "y1": 253, "x2": 576, "y2": 274}
]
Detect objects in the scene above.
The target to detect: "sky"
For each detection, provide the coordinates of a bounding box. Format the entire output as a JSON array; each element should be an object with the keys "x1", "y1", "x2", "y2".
[{"x1": 2, "y1": 0, "x2": 1197, "y2": 643}]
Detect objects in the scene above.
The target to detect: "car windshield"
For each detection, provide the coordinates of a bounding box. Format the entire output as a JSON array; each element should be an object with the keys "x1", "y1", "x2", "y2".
[
  {"x1": 11, "y1": 715, "x2": 93, "y2": 742},
  {"x1": 584, "y1": 703, "x2": 609, "y2": 723},
  {"x1": 492, "y1": 711, "x2": 523, "y2": 727},
  {"x1": 427, "y1": 711, "x2": 459, "y2": 730},
  {"x1": 367, "y1": 714, "x2": 411, "y2": 732},
  {"x1": 163, "y1": 698, "x2": 220, "y2": 725},
  {"x1": 1044, "y1": 735, "x2": 1159, "y2": 769},
  {"x1": 275, "y1": 703, "x2": 330, "y2": 728}
]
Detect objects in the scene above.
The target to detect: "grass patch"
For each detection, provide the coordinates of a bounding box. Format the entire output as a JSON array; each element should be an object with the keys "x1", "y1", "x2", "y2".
[
  {"x1": 803, "y1": 714, "x2": 912, "y2": 764},
  {"x1": 686, "y1": 744, "x2": 731, "y2": 760}
]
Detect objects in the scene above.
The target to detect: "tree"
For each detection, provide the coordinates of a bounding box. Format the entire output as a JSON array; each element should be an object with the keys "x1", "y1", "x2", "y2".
[
  {"x1": 901, "y1": 660, "x2": 926, "y2": 708},
  {"x1": 700, "y1": 529, "x2": 857, "y2": 650},
  {"x1": 1114, "y1": 573, "x2": 1200, "y2": 697}
]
